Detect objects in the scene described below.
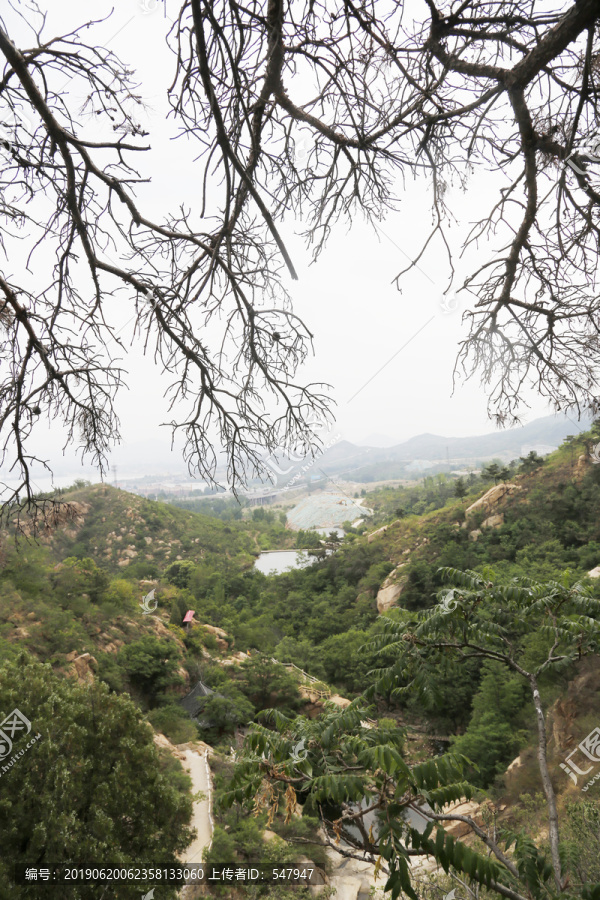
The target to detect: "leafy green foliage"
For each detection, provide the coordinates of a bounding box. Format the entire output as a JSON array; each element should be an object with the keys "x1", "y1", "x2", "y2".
[
  {"x1": 119, "y1": 635, "x2": 184, "y2": 706},
  {"x1": 451, "y1": 662, "x2": 529, "y2": 786},
  {"x1": 234, "y1": 654, "x2": 303, "y2": 716},
  {"x1": 197, "y1": 687, "x2": 255, "y2": 743},
  {"x1": 0, "y1": 654, "x2": 194, "y2": 899},
  {"x1": 147, "y1": 703, "x2": 199, "y2": 743},
  {"x1": 225, "y1": 699, "x2": 489, "y2": 900}
]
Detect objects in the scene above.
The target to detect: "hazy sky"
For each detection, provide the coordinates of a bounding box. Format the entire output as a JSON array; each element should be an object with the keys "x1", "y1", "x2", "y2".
[{"x1": 1, "y1": 0, "x2": 563, "y2": 485}]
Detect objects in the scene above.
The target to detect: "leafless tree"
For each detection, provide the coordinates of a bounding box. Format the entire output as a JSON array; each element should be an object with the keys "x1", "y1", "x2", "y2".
[{"x1": 1, "y1": 0, "x2": 600, "y2": 525}]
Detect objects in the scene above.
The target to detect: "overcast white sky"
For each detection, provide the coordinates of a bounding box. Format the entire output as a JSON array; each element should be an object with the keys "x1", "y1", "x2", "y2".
[{"x1": 1, "y1": 0, "x2": 564, "y2": 485}]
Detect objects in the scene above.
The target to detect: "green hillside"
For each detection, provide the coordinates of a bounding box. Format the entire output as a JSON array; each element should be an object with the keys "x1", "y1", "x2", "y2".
[{"x1": 3, "y1": 425, "x2": 600, "y2": 898}]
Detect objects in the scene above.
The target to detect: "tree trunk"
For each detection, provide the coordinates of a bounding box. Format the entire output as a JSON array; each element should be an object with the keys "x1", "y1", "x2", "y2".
[{"x1": 530, "y1": 675, "x2": 562, "y2": 891}]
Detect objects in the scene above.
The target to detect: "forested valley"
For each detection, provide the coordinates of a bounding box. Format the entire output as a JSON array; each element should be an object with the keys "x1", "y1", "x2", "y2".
[{"x1": 3, "y1": 425, "x2": 600, "y2": 898}]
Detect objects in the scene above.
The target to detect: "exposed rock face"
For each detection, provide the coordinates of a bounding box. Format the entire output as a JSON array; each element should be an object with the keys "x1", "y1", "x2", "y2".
[
  {"x1": 153, "y1": 731, "x2": 187, "y2": 760},
  {"x1": 465, "y1": 483, "x2": 522, "y2": 518},
  {"x1": 366, "y1": 517, "x2": 405, "y2": 543},
  {"x1": 201, "y1": 623, "x2": 228, "y2": 639},
  {"x1": 20, "y1": 500, "x2": 91, "y2": 538},
  {"x1": 441, "y1": 799, "x2": 484, "y2": 839},
  {"x1": 368, "y1": 523, "x2": 390, "y2": 543},
  {"x1": 575, "y1": 453, "x2": 588, "y2": 477},
  {"x1": 376, "y1": 564, "x2": 408, "y2": 613},
  {"x1": 329, "y1": 694, "x2": 351, "y2": 709},
  {"x1": 547, "y1": 658, "x2": 600, "y2": 754},
  {"x1": 549, "y1": 696, "x2": 578, "y2": 753},
  {"x1": 99, "y1": 641, "x2": 121, "y2": 654},
  {"x1": 222, "y1": 651, "x2": 250, "y2": 667},
  {"x1": 197, "y1": 623, "x2": 229, "y2": 651},
  {"x1": 377, "y1": 582, "x2": 405, "y2": 613},
  {"x1": 469, "y1": 529, "x2": 482, "y2": 542},
  {"x1": 302, "y1": 693, "x2": 351, "y2": 718},
  {"x1": 177, "y1": 666, "x2": 191, "y2": 692},
  {"x1": 507, "y1": 754, "x2": 523, "y2": 773},
  {"x1": 66, "y1": 651, "x2": 97, "y2": 684},
  {"x1": 323, "y1": 838, "x2": 386, "y2": 900},
  {"x1": 481, "y1": 513, "x2": 504, "y2": 529},
  {"x1": 588, "y1": 566, "x2": 600, "y2": 579}
]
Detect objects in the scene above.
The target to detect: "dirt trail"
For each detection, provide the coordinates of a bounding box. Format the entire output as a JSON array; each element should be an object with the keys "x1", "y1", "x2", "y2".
[
  {"x1": 179, "y1": 746, "x2": 214, "y2": 899},
  {"x1": 181, "y1": 747, "x2": 214, "y2": 863}
]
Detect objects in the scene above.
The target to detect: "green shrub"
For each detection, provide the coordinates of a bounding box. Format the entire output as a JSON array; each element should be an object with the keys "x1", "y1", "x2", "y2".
[
  {"x1": 147, "y1": 704, "x2": 198, "y2": 744},
  {"x1": 119, "y1": 635, "x2": 183, "y2": 706},
  {"x1": 96, "y1": 652, "x2": 126, "y2": 693}
]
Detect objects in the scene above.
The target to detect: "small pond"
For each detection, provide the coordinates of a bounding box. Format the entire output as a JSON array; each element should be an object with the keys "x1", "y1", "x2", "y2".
[{"x1": 254, "y1": 549, "x2": 314, "y2": 575}]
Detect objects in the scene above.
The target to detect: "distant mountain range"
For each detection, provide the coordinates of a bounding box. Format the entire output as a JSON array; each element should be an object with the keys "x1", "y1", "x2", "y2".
[
  {"x1": 313, "y1": 412, "x2": 593, "y2": 481},
  {"x1": 33, "y1": 412, "x2": 592, "y2": 489}
]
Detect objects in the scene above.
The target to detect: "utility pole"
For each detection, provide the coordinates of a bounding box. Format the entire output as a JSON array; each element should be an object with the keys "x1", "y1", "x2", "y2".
[{"x1": 112, "y1": 465, "x2": 118, "y2": 488}]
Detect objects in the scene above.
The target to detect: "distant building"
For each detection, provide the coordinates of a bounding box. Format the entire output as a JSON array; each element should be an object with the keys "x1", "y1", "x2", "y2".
[{"x1": 180, "y1": 680, "x2": 215, "y2": 723}]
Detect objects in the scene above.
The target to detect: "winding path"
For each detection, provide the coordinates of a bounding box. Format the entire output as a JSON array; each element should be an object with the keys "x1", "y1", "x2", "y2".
[
  {"x1": 181, "y1": 746, "x2": 214, "y2": 862},
  {"x1": 179, "y1": 745, "x2": 214, "y2": 899}
]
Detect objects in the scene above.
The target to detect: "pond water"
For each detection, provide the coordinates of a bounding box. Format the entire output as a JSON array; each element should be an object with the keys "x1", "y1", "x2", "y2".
[{"x1": 254, "y1": 549, "x2": 314, "y2": 575}]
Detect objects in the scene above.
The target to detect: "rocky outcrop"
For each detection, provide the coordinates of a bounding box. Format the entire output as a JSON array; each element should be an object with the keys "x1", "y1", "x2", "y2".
[
  {"x1": 367, "y1": 517, "x2": 405, "y2": 543},
  {"x1": 440, "y1": 798, "x2": 484, "y2": 839},
  {"x1": 222, "y1": 651, "x2": 250, "y2": 667},
  {"x1": 201, "y1": 623, "x2": 228, "y2": 639},
  {"x1": 20, "y1": 500, "x2": 91, "y2": 538},
  {"x1": 549, "y1": 697, "x2": 578, "y2": 753},
  {"x1": 547, "y1": 658, "x2": 600, "y2": 753},
  {"x1": 323, "y1": 840, "x2": 386, "y2": 900},
  {"x1": 377, "y1": 564, "x2": 408, "y2": 613},
  {"x1": 507, "y1": 754, "x2": 523, "y2": 773},
  {"x1": 143, "y1": 615, "x2": 186, "y2": 647},
  {"x1": 302, "y1": 693, "x2": 351, "y2": 718},
  {"x1": 481, "y1": 513, "x2": 504, "y2": 529},
  {"x1": 65, "y1": 651, "x2": 97, "y2": 684},
  {"x1": 377, "y1": 582, "x2": 405, "y2": 612},
  {"x1": 153, "y1": 731, "x2": 187, "y2": 761},
  {"x1": 329, "y1": 694, "x2": 352, "y2": 708},
  {"x1": 465, "y1": 483, "x2": 522, "y2": 518},
  {"x1": 469, "y1": 529, "x2": 482, "y2": 542},
  {"x1": 368, "y1": 523, "x2": 391, "y2": 543},
  {"x1": 575, "y1": 453, "x2": 588, "y2": 478},
  {"x1": 199, "y1": 623, "x2": 229, "y2": 650},
  {"x1": 588, "y1": 566, "x2": 600, "y2": 579}
]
